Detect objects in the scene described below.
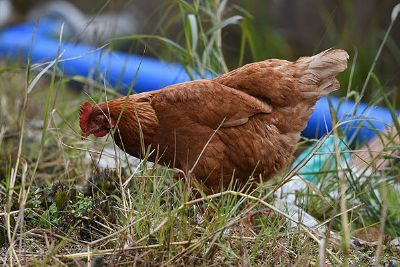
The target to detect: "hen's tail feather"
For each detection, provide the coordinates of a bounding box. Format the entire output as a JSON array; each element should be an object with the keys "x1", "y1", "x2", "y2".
[{"x1": 298, "y1": 49, "x2": 349, "y2": 97}]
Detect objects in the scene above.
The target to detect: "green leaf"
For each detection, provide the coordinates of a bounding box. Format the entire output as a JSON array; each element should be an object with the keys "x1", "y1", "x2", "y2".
[
  {"x1": 54, "y1": 189, "x2": 69, "y2": 211},
  {"x1": 379, "y1": 184, "x2": 400, "y2": 222},
  {"x1": 391, "y1": 3, "x2": 400, "y2": 22},
  {"x1": 206, "y1": 15, "x2": 243, "y2": 35},
  {"x1": 187, "y1": 14, "x2": 199, "y2": 52},
  {"x1": 27, "y1": 50, "x2": 65, "y2": 94},
  {"x1": 111, "y1": 34, "x2": 188, "y2": 56}
]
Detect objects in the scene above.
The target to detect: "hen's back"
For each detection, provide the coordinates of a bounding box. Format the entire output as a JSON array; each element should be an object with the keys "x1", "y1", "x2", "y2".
[
  {"x1": 214, "y1": 49, "x2": 348, "y2": 134},
  {"x1": 206, "y1": 49, "x2": 349, "y2": 189},
  {"x1": 214, "y1": 49, "x2": 348, "y2": 106}
]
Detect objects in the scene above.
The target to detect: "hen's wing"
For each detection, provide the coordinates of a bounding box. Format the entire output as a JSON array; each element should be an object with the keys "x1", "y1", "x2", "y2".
[
  {"x1": 214, "y1": 49, "x2": 348, "y2": 135},
  {"x1": 150, "y1": 80, "x2": 272, "y2": 129},
  {"x1": 148, "y1": 79, "x2": 272, "y2": 175},
  {"x1": 214, "y1": 59, "x2": 295, "y2": 107}
]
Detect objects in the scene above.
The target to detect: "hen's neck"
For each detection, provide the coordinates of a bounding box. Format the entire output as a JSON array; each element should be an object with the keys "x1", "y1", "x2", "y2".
[{"x1": 103, "y1": 96, "x2": 158, "y2": 157}]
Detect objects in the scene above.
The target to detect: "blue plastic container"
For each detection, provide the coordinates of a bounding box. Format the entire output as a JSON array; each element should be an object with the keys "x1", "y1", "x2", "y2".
[
  {"x1": 0, "y1": 21, "x2": 206, "y2": 93},
  {"x1": 0, "y1": 20, "x2": 396, "y2": 145},
  {"x1": 304, "y1": 97, "x2": 394, "y2": 145}
]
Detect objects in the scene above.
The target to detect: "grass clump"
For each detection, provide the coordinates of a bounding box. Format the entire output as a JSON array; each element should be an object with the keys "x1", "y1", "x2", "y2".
[{"x1": 1, "y1": 1, "x2": 400, "y2": 266}]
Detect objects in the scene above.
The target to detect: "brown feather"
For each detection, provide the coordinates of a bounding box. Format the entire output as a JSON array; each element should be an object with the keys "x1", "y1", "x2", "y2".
[{"x1": 80, "y1": 49, "x2": 349, "y2": 192}]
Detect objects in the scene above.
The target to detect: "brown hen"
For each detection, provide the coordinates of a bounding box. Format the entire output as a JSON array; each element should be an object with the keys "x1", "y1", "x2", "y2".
[{"x1": 79, "y1": 49, "x2": 348, "y2": 192}]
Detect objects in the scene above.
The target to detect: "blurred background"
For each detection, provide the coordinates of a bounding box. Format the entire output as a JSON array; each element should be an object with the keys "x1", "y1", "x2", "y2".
[
  {"x1": 0, "y1": 1, "x2": 400, "y2": 260},
  {"x1": 1, "y1": 0, "x2": 399, "y2": 98}
]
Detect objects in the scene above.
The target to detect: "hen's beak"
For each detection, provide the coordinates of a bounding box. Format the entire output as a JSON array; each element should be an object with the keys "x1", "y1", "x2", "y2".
[{"x1": 81, "y1": 131, "x2": 90, "y2": 140}]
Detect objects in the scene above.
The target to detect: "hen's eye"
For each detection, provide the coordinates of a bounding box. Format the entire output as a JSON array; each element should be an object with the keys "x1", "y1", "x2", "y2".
[{"x1": 94, "y1": 116, "x2": 104, "y2": 124}]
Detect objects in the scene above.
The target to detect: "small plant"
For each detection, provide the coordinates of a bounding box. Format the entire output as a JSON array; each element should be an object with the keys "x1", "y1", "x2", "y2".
[
  {"x1": 0, "y1": 1, "x2": 399, "y2": 266},
  {"x1": 38, "y1": 203, "x2": 61, "y2": 228}
]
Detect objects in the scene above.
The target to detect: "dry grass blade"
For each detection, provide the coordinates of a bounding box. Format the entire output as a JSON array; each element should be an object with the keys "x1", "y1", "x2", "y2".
[{"x1": 1, "y1": 1, "x2": 399, "y2": 266}]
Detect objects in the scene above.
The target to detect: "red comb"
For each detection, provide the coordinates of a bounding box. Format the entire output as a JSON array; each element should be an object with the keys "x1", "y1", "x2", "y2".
[{"x1": 79, "y1": 102, "x2": 93, "y2": 132}]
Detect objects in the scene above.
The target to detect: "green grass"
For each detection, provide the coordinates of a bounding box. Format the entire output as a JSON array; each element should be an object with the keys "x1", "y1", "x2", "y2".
[{"x1": 1, "y1": 1, "x2": 400, "y2": 266}]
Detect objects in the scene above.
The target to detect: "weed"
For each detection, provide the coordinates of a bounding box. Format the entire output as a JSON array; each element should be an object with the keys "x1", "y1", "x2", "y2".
[{"x1": 0, "y1": 1, "x2": 399, "y2": 266}]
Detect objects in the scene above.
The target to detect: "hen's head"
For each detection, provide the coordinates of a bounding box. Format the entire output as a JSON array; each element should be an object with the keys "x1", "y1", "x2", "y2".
[{"x1": 79, "y1": 102, "x2": 115, "y2": 138}]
